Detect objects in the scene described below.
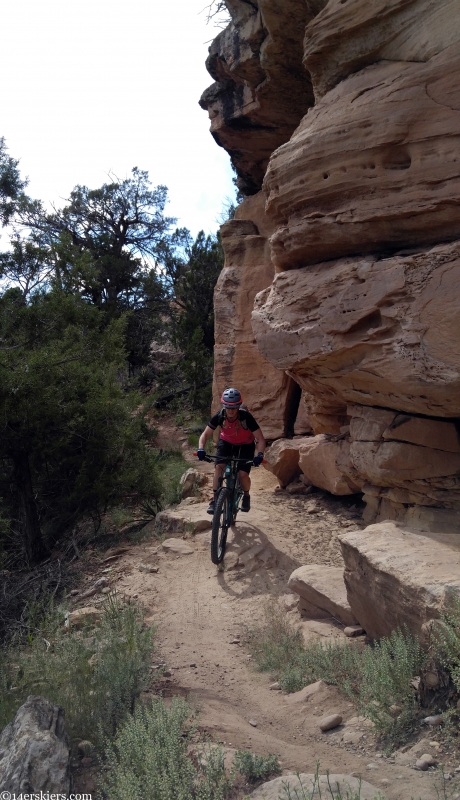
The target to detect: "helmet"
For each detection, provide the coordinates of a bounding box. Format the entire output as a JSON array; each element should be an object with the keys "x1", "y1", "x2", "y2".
[{"x1": 221, "y1": 387, "x2": 242, "y2": 408}]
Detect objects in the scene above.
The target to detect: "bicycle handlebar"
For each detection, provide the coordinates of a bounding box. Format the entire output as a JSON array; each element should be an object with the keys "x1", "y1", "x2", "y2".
[{"x1": 193, "y1": 452, "x2": 267, "y2": 465}]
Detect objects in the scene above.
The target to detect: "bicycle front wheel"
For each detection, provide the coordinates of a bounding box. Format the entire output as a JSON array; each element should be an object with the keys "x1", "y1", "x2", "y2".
[
  {"x1": 211, "y1": 488, "x2": 230, "y2": 565},
  {"x1": 232, "y1": 475, "x2": 243, "y2": 524}
]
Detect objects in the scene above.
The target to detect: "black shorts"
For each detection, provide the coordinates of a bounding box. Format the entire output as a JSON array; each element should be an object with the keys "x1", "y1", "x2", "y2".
[{"x1": 215, "y1": 440, "x2": 255, "y2": 474}]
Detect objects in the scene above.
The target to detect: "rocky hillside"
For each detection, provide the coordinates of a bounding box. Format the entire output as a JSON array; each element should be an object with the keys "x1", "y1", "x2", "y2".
[{"x1": 200, "y1": 0, "x2": 460, "y2": 532}]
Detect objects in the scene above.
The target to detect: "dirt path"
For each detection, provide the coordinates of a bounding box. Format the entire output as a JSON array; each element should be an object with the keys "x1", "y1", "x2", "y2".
[{"x1": 103, "y1": 432, "x2": 455, "y2": 800}]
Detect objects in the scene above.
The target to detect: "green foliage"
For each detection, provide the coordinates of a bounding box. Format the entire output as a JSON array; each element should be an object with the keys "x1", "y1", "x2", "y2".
[
  {"x1": 434, "y1": 595, "x2": 460, "y2": 693},
  {"x1": 0, "y1": 288, "x2": 161, "y2": 563},
  {"x1": 0, "y1": 595, "x2": 155, "y2": 750},
  {"x1": 355, "y1": 628, "x2": 425, "y2": 744},
  {"x1": 246, "y1": 604, "x2": 427, "y2": 749},
  {"x1": 155, "y1": 448, "x2": 190, "y2": 507},
  {"x1": 0, "y1": 137, "x2": 26, "y2": 224},
  {"x1": 233, "y1": 750, "x2": 281, "y2": 782},
  {"x1": 100, "y1": 698, "x2": 230, "y2": 800}
]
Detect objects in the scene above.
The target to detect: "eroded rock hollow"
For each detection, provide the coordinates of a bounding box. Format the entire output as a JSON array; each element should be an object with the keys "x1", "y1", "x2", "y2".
[{"x1": 201, "y1": 0, "x2": 460, "y2": 529}]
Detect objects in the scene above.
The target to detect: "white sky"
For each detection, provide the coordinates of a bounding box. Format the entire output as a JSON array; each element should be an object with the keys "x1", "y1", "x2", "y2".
[{"x1": 0, "y1": 0, "x2": 235, "y2": 238}]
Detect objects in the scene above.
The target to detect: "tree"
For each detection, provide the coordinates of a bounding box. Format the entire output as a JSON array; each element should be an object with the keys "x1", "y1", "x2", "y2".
[
  {"x1": 0, "y1": 286, "x2": 161, "y2": 565},
  {"x1": 158, "y1": 230, "x2": 224, "y2": 407},
  {"x1": 0, "y1": 138, "x2": 26, "y2": 225}
]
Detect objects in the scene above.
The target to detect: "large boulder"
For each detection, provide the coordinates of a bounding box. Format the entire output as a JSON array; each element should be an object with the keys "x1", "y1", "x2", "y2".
[
  {"x1": 250, "y1": 773, "x2": 385, "y2": 799},
  {"x1": 263, "y1": 437, "x2": 305, "y2": 487},
  {"x1": 298, "y1": 435, "x2": 361, "y2": 495},
  {"x1": 0, "y1": 696, "x2": 70, "y2": 793},
  {"x1": 339, "y1": 521, "x2": 460, "y2": 640},
  {"x1": 288, "y1": 565, "x2": 358, "y2": 626}
]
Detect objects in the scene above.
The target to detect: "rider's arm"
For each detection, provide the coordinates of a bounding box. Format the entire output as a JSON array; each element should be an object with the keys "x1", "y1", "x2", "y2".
[
  {"x1": 198, "y1": 426, "x2": 214, "y2": 449},
  {"x1": 253, "y1": 428, "x2": 266, "y2": 454}
]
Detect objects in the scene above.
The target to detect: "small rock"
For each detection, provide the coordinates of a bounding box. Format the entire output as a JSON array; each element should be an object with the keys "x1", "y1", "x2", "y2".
[
  {"x1": 415, "y1": 754, "x2": 437, "y2": 771},
  {"x1": 77, "y1": 740, "x2": 94, "y2": 756},
  {"x1": 422, "y1": 715, "x2": 443, "y2": 726},
  {"x1": 190, "y1": 662, "x2": 197, "y2": 668},
  {"x1": 138, "y1": 562, "x2": 159, "y2": 573},
  {"x1": 70, "y1": 589, "x2": 79, "y2": 596},
  {"x1": 344, "y1": 625, "x2": 364, "y2": 637},
  {"x1": 455, "y1": 765, "x2": 460, "y2": 773},
  {"x1": 162, "y1": 539, "x2": 194, "y2": 555},
  {"x1": 67, "y1": 606, "x2": 101, "y2": 628},
  {"x1": 366, "y1": 764, "x2": 378, "y2": 770},
  {"x1": 230, "y1": 638, "x2": 240, "y2": 644},
  {"x1": 163, "y1": 670, "x2": 172, "y2": 677},
  {"x1": 249, "y1": 719, "x2": 258, "y2": 727},
  {"x1": 101, "y1": 587, "x2": 111, "y2": 594},
  {"x1": 269, "y1": 682, "x2": 281, "y2": 690},
  {"x1": 320, "y1": 714, "x2": 343, "y2": 732}
]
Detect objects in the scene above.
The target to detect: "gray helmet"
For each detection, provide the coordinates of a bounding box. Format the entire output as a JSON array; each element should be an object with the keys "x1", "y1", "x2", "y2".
[{"x1": 221, "y1": 387, "x2": 242, "y2": 408}]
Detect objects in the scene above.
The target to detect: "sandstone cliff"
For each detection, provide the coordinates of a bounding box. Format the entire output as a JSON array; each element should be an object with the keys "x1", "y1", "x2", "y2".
[{"x1": 201, "y1": 0, "x2": 460, "y2": 531}]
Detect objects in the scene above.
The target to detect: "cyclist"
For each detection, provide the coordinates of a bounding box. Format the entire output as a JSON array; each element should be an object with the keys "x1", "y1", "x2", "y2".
[{"x1": 197, "y1": 387, "x2": 266, "y2": 515}]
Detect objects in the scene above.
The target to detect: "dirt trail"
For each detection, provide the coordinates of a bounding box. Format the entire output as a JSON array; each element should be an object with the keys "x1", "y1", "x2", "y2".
[{"x1": 105, "y1": 431, "x2": 455, "y2": 800}]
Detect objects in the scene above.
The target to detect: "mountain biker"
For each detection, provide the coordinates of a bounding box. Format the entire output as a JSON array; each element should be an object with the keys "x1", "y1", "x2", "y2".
[{"x1": 197, "y1": 387, "x2": 266, "y2": 515}]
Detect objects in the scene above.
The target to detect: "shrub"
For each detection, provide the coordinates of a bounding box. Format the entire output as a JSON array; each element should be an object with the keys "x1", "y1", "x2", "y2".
[
  {"x1": 245, "y1": 603, "x2": 427, "y2": 749},
  {"x1": 0, "y1": 594, "x2": 156, "y2": 750},
  {"x1": 100, "y1": 697, "x2": 231, "y2": 800},
  {"x1": 233, "y1": 750, "x2": 281, "y2": 782},
  {"x1": 434, "y1": 595, "x2": 460, "y2": 693}
]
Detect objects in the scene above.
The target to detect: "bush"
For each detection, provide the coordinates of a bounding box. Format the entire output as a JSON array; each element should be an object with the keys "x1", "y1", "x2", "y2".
[
  {"x1": 100, "y1": 697, "x2": 231, "y2": 800},
  {"x1": 434, "y1": 595, "x2": 460, "y2": 693},
  {"x1": 233, "y1": 750, "x2": 281, "y2": 782},
  {"x1": 0, "y1": 594, "x2": 156, "y2": 750},
  {"x1": 246, "y1": 603, "x2": 427, "y2": 749}
]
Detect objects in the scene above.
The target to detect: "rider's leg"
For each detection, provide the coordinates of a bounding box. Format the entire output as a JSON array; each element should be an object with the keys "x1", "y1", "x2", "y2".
[
  {"x1": 239, "y1": 470, "x2": 251, "y2": 511},
  {"x1": 207, "y1": 463, "x2": 225, "y2": 514}
]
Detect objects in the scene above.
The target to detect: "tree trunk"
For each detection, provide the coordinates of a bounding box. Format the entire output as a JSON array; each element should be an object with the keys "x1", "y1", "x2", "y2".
[{"x1": 13, "y1": 450, "x2": 48, "y2": 564}]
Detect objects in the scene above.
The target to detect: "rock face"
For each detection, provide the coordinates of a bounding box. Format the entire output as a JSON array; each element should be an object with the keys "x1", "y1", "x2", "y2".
[
  {"x1": 213, "y1": 194, "x2": 312, "y2": 439},
  {"x1": 199, "y1": 0, "x2": 324, "y2": 194},
  {"x1": 0, "y1": 696, "x2": 70, "y2": 793},
  {"x1": 339, "y1": 521, "x2": 460, "y2": 640},
  {"x1": 202, "y1": 0, "x2": 460, "y2": 524}
]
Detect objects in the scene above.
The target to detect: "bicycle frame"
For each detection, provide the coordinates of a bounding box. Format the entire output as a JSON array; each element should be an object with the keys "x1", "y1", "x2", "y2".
[{"x1": 194, "y1": 451, "x2": 253, "y2": 564}]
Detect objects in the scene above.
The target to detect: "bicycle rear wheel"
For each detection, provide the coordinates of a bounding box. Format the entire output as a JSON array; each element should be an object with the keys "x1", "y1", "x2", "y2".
[{"x1": 211, "y1": 488, "x2": 230, "y2": 564}]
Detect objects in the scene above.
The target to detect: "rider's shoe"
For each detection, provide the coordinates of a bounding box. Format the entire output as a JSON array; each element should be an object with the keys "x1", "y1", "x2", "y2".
[
  {"x1": 241, "y1": 494, "x2": 250, "y2": 512},
  {"x1": 207, "y1": 500, "x2": 215, "y2": 515}
]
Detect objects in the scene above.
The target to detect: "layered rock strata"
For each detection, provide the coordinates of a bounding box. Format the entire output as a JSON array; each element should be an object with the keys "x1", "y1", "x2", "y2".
[
  {"x1": 339, "y1": 521, "x2": 460, "y2": 640},
  {"x1": 202, "y1": 0, "x2": 460, "y2": 525},
  {"x1": 213, "y1": 193, "x2": 311, "y2": 439},
  {"x1": 199, "y1": 0, "x2": 325, "y2": 194}
]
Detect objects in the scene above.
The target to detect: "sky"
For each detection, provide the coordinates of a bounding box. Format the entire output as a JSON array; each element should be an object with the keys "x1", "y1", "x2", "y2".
[{"x1": 0, "y1": 0, "x2": 235, "y2": 238}]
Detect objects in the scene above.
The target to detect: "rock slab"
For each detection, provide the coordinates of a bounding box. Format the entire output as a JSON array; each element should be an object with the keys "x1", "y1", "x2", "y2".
[
  {"x1": 0, "y1": 696, "x2": 70, "y2": 793},
  {"x1": 339, "y1": 521, "x2": 460, "y2": 640},
  {"x1": 249, "y1": 773, "x2": 385, "y2": 800},
  {"x1": 288, "y1": 564, "x2": 358, "y2": 626}
]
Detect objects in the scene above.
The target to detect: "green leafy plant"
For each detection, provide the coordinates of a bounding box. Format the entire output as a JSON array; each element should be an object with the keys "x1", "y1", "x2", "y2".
[
  {"x1": 234, "y1": 750, "x2": 281, "y2": 782},
  {"x1": 246, "y1": 603, "x2": 426, "y2": 749},
  {"x1": 100, "y1": 698, "x2": 231, "y2": 800},
  {"x1": 0, "y1": 595, "x2": 156, "y2": 750},
  {"x1": 434, "y1": 595, "x2": 460, "y2": 693}
]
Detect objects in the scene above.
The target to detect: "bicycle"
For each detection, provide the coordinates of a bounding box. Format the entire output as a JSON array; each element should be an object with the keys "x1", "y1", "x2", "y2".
[{"x1": 194, "y1": 452, "x2": 255, "y2": 565}]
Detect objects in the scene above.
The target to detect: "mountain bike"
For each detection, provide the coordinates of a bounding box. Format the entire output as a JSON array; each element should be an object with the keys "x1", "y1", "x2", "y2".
[{"x1": 194, "y1": 452, "x2": 254, "y2": 565}]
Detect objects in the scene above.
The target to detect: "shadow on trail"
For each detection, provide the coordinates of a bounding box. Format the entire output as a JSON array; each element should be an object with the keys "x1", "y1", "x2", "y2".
[{"x1": 215, "y1": 519, "x2": 301, "y2": 600}]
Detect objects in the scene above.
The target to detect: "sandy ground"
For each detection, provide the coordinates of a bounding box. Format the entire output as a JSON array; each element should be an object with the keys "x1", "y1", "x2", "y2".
[{"x1": 73, "y1": 426, "x2": 460, "y2": 799}]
